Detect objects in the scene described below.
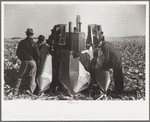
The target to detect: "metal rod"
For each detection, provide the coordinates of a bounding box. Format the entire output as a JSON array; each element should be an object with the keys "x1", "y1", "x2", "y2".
[
  {"x1": 79, "y1": 22, "x2": 82, "y2": 32},
  {"x1": 69, "y1": 22, "x2": 72, "y2": 32},
  {"x1": 76, "y1": 15, "x2": 80, "y2": 31}
]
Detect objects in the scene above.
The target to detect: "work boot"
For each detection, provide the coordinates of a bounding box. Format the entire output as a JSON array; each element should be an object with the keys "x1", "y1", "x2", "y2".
[
  {"x1": 23, "y1": 90, "x2": 36, "y2": 97},
  {"x1": 12, "y1": 88, "x2": 19, "y2": 96},
  {"x1": 38, "y1": 92, "x2": 45, "y2": 97}
]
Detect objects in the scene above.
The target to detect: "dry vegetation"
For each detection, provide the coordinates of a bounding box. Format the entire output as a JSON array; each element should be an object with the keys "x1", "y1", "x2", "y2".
[{"x1": 4, "y1": 36, "x2": 145, "y2": 100}]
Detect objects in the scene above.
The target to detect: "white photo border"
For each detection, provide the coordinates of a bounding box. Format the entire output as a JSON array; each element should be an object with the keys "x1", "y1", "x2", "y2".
[{"x1": 1, "y1": 1, "x2": 149, "y2": 121}]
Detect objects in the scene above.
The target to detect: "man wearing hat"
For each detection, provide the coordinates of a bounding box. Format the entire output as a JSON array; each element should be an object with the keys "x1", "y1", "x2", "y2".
[
  {"x1": 13, "y1": 28, "x2": 40, "y2": 96},
  {"x1": 98, "y1": 37, "x2": 124, "y2": 94},
  {"x1": 36, "y1": 35, "x2": 45, "y2": 48},
  {"x1": 36, "y1": 35, "x2": 45, "y2": 76}
]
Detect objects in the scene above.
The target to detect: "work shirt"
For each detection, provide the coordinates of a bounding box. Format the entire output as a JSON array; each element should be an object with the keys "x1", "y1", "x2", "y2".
[
  {"x1": 16, "y1": 37, "x2": 40, "y2": 62},
  {"x1": 100, "y1": 41, "x2": 122, "y2": 69}
]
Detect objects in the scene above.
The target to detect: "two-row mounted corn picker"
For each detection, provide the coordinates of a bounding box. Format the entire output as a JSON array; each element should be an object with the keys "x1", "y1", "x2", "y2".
[{"x1": 39, "y1": 15, "x2": 110, "y2": 95}]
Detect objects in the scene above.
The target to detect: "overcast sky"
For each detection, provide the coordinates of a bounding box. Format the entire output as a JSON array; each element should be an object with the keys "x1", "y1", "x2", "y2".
[{"x1": 4, "y1": 2, "x2": 146, "y2": 38}]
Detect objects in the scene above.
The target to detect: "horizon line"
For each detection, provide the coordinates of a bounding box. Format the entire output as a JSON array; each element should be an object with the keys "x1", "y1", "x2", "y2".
[{"x1": 4, "y1": 35, "x2": 146, "y2": 39}]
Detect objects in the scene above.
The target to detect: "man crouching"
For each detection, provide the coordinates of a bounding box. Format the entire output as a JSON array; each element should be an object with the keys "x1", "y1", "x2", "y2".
[{"x1": 99, "y1": 38, "x2": 124, "y2": 93}]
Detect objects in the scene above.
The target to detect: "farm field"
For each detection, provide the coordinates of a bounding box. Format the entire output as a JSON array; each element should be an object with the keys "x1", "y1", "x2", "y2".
[{"x1": 3, "y1": 36, "x2": 145, "y2": 100}]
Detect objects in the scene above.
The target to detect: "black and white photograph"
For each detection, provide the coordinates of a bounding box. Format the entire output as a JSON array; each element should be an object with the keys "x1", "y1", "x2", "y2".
[{"x1": 1, "y1": 1, "x2": 149, "y2": 121}]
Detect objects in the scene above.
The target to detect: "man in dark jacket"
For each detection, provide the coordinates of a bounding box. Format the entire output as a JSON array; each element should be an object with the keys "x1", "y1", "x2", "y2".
[
  {"x1": 99, "y1": 39, "x2": 124, "y2": 93},
  {"x1": 13, "y1": 28, "x2": 40, "y2": 96},
  {"x1": 36, "y1": 35, "x2": 45, "y2": 48},
  {"x1": 36, "y1": 35, "x2": 45, "y2": 77},
  {"x1": 36, "y1": 37, "x2": 50, "y2": 79},
  {"x1": 49, "y1": 26, "x2": 64, "y2": 93}
]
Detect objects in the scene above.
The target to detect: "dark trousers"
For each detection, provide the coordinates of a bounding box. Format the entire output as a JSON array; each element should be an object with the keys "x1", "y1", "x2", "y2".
[
  {"x1": 113, "y1": 67, "x2": 124, "y2": 93},
  {"x1": 89, "y1": 50, "x2": 98, "y2": 87},
  {"x1": 50, "y1": 50, "x2": 62, "y2": 92},
  {"x1": 90, "y1": 48, "x2": 98, "y2": 81},
  {"x1": 15, "y1": 60, "x2": 37, "y2": 93}
]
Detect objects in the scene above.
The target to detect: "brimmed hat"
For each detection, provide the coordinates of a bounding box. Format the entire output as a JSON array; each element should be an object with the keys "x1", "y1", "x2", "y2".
[{"x1": 25, "y1": 28, "x2": 34, "y2": 34}]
